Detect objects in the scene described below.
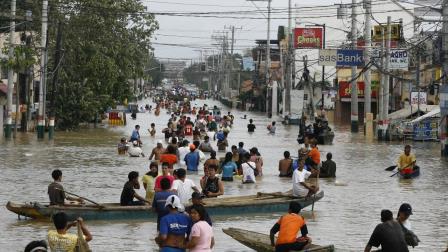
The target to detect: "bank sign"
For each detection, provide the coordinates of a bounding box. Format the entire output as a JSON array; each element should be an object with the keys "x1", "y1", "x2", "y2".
[
  {"x1": 294, "y1": 28, "x2": 323, "y2": 49},
  {"x1": 318, "y1": 49, "x2": 364, "y2": 67}
]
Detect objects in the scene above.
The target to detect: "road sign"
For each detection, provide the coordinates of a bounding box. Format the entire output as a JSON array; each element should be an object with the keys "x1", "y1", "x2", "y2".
[{"x1": 318, "y1": 49, "x2": 364, "y2": 67}]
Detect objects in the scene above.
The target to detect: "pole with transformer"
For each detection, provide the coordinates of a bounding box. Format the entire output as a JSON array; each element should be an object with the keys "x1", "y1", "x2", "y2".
[
  {"x1": 350, "y1": 0, "x2": 359, "y2": 132},
  {"x1": 5, "y1": 0, "x2": 16, "y2": 139}
]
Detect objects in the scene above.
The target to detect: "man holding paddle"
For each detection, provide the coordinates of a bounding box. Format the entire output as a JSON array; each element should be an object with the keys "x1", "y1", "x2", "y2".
[
  {"x1": 48, "y1": 169, "x2": 84, "y2": 205},
  {"x1": 397, "y1": 145, "x2": 416, "y2": 175}
]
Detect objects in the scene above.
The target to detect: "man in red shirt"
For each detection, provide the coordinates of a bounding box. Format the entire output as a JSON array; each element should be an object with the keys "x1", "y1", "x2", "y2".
[
  {"x1": 270, "y1": 202, "x2": 311, "y2": 252},
  {"x1": 154, "y1": 162, "x2": 175, "y2": 192}
]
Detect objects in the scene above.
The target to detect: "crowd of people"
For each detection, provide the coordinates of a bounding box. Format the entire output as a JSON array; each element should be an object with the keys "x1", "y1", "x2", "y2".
[{"x1": 23, "y1": 96, "x2": 426, "y2": 252}]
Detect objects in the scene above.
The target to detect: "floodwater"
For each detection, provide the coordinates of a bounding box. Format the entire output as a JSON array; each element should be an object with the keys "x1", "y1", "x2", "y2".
[{"x1": 1, "y1": 98, "x2": 447, "y2": 252}]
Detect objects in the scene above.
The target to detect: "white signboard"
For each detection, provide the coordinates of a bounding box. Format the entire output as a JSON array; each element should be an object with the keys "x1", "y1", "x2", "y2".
[
  {"x1": 290, "y1": 89, "x2": 304, "y2": 117},
  {"x1": 414, "y1": 6, "x2": 441, "y2": 17},
  {"x1": 389, "y1": 49, "x2": 409, "y2": 70},
  {"x1": 415, "y1": 0, "x2": 441, "y2": 5},
  {"x1": 411, "y1": 92, "x2": 427, "y2": 105}
]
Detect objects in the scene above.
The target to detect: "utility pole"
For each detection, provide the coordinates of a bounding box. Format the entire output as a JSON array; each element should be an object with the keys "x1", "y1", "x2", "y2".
[
  {"x1": 382, "y1": 16, "x2": 391, "y2": 139},
  {"x1": 49, "y1": 22, "x2": 63, "y2": 140},
  {"x1": 266, "y1": 0, "x2": 271, "y2": 116},
  {"x1": 441, "y1": 0, "x2": 448, "y2": 156},
  {"x1": 5, "y1": 0, "x2": 16, "y2": 139},
  {"x1": 350, "y1": 0, "x2": 359, "y2": 132},
  {"x1": 284, "y1": 0, "x2": 292, "y2": 118},
  {"x1": 37, "y1": 0, "x2": 48, "y2": 139},
  {"x1": 364, "y1": 0, "x2": 372, "y2": 115},
  {"x1": 383, "y1": 17, "x2": 391, "y2": 123},
  {"x1": 321, "y1": 24, "x2": 326, "y2": 110}
]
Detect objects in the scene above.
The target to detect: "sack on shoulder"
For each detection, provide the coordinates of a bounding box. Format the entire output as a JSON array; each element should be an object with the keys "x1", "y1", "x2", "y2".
[
  {"x1": 75, "y1": 222, "x2": 91, "y2": 252},
  {"x1": 403, "y1": 229, "x2": 420, "y2": 247}
]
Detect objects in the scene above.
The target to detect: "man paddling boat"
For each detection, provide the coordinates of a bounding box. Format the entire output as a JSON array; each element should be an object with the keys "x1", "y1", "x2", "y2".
[
  {"x1": 397, "y1": 145, "x2": 416, "y2": 175},
  {"x1": 270, "y1": 202, "x2": 311, "y2": 252},
  {"x1": 48, "y1": 170, "x2": 84, "y2": 205}
]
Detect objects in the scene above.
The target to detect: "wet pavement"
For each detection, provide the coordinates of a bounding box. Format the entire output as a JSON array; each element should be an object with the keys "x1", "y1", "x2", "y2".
[{"x1": 1, "y1": 98, "x2": 447, "y2": 251}]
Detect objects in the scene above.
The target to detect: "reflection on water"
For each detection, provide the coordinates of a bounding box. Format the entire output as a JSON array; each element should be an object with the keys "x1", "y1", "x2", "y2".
[{"x1": 1, "y1": 98, "x2": 447, "y2": 251}]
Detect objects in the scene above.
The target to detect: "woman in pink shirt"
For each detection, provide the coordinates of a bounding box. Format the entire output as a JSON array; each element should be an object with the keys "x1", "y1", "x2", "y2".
[{"x1": 186, "y1": 205, "x2": 214, "y2": 252}]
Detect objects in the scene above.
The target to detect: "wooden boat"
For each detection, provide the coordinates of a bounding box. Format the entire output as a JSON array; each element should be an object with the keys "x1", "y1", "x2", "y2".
[
  {"x1": 6, "y1": 191, "x2": 324, "y2": 221},
  {"x1": 223, "y1": 227, "x2": 335, "y2": 252},
  {"x1": 399, "y1": 166, "x2": 420, "y2": 179}
]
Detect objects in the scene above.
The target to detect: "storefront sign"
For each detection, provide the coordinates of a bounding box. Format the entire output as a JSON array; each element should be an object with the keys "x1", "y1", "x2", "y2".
[
  {"x1": 411, "y1": 92, "x2": 427, "y2": 105},
  {"x1": 294, "y1": 27, "x2": 323, "y2": 49},
  {"x1": 389, "y1": 49, "x2": 409, "y2": 70},
  {"x1": 339, "y1": 81, "x2": 378, "y2": 98},
  {"x1": 319, "y1": 49, "x2": 364, "y2": 67}
]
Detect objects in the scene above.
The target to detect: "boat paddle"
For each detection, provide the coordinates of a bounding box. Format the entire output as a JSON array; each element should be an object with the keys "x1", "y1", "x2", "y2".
[
  {"x1": 385, "y1": 165, "x2": 397, "y2": 171},
  {"x1": 390, "y1": 171, "x2": 400, "y2": 177},
  {"x1": 56, "y1": 188, "x2": 104, "y2": 208},
  {"x1": 388, "y1": 162, "x2": 415, "y2": 177}
]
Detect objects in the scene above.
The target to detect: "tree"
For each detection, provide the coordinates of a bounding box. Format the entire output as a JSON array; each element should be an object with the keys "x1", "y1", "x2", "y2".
[{"x1": 43, "y1": 0, "x2": 159, "y2": 129}]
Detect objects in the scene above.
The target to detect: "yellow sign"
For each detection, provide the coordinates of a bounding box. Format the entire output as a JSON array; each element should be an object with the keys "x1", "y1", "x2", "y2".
[{"x1": 372, "y1": 24, "x2": 401, "y2": 42}]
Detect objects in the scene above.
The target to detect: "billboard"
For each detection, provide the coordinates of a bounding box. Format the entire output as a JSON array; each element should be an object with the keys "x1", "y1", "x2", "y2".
[
  {"x1": 339, "y1": 81, "x2": 378, "y2": 98},
  {"x1": 294, "y1": 27, "x2": 323, "y2": 49},
  {"x1": 318, "y1": 49, "x2": 364, "y2": 67}
]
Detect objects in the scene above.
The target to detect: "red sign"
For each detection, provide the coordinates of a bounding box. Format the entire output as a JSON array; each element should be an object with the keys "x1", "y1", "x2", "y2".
[
  {"x1": 294, "y1": 28, "x2": 323, "y2": 49},
  {"x1": 339, "y1": 81, "x2": 377, "y2": 98}
]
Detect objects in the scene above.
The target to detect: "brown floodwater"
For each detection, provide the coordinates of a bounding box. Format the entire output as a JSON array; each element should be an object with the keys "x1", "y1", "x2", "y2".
[{"x1": 1, "y1": 98, "x2": 447, "y2": 251}]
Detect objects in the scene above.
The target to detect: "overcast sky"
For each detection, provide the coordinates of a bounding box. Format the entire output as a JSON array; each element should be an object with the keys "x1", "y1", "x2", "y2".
[{"x1": 144, "y1": 0, "x2": 435, "y2": 74}]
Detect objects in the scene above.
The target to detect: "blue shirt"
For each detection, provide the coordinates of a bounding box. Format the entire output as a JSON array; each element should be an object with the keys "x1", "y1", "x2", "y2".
[
  {"x1": 222, "y1": 161, "x2": 237, "y2": 178},
  {"x1": 184, "y1": 152, "x2": 199, "y2": 171},
  {"x1": 159, "y1": 212, "x2": 192, "y2": 236},
  {"x1": 152, "y1": 191, "x2": 175, "y2": 219},
  {"x1": 130, "y1": 129, "x2": 140, "y2": 141}
]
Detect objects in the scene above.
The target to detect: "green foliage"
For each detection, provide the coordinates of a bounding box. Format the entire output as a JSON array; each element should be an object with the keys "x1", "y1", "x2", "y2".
[
  {"x1": 42, "y1": 0, "x2": 159, "y2": 129},
  {"x1": 1, "y1": 45, "x2": 36, "y2": 73}
]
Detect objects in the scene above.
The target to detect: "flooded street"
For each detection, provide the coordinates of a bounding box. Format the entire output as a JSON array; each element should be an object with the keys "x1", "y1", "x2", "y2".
[{"x1": 1, "y1": 98, "x2": 447, "y2": 251}]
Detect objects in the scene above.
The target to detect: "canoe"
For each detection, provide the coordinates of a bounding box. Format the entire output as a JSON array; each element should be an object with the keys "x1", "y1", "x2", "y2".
[
  {"x1": 6, "y1": 191, "x2": 324, "y2": 221},
  {"x1": 223, "y1": 227, "x2": 335, "y2": 252},
  {"x1": 399, "y1": 166, "x2": 420, "y2": 179}
]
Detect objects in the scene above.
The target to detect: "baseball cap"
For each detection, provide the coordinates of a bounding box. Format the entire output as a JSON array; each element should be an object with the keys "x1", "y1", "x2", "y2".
[
  {"x1": 165, "y1": 195, "x2": 184, "y2": 212},
  {"x1": 398, "y1": 203, "x2": 413, "y2": 215},
  {"x1": 192, "y1": 192, "x2": 205, "y2": 200}
]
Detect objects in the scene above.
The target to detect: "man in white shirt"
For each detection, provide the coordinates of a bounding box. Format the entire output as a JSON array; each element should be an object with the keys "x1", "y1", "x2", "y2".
[
  {"x1": 178, "y1": 140, "x2": 190, "y2": 168},
  {"x1": 292, "y1": 160, "x2": 318, "y2": 197},
  {"x1": 128, "y1": 141, "x2": 145, "y2": 157},
  {"x1": 241, "y1": 153, "x2": 256, "y2": 183},
  {"x1": 171, "y1": 168, "x2": 200, "y2": 204}
]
